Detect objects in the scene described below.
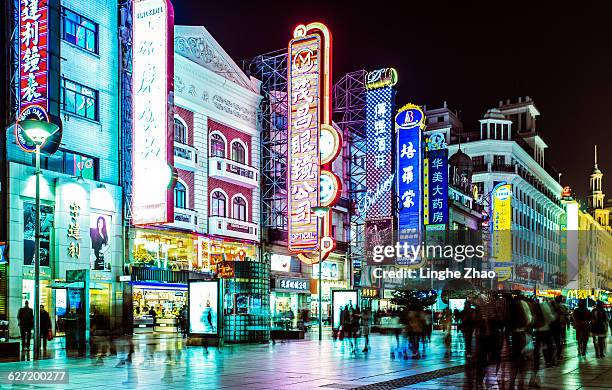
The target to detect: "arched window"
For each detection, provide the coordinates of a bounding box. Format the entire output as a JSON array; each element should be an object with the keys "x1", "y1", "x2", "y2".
[
  {"x1": 174, "y1": 181, "x2": 186, "y2": 209},
  {"x1": 210, "y1": 134, "x2": 225, "y2": 158},
  {"x1": 211, "y1": 190, "x2": 226, "y2": 217},
  {"x1": 231, "y1": 141, "x2": 246, "y2": 164},
  {"x1": 174, "y1": 118, "x2": 187, "y2": 144},
  {"x1": 232, "y1": 196, "x2": 247, "y2": 221}
]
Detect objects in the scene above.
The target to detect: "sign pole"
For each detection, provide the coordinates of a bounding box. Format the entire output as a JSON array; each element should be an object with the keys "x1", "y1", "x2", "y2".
[{"x1": 33, "y1": 144, "x2": 41, "y2": 359}]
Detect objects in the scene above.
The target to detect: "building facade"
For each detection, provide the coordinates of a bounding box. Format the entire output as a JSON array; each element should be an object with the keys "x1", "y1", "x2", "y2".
[
  {"x1": 3, "y1": 0, "x2": 123, "y2": 337},
  {"x1": 434, "y1": 97, "x2": 566, "y2": 291}
]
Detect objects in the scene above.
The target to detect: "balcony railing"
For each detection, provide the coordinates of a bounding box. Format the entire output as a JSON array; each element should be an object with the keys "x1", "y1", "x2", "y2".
[
  {"x1": 167, "y1": 207, "x2": 197, "y2": 231},
  {"x1": 209, "y1": 216, "x2": 259, "y2": 242},
  {"x1": 209, "y1": 156, "x2": 259, "y2": 188},
  {"x1": 492, "y1": 163, "x2": 515, "y2": 173},
  {"x1": 473, "y1": 164, "x2": 488, "y2": 173},
  {"x1": 174, "y1": 142, "x2": 197, "y2": 171}
]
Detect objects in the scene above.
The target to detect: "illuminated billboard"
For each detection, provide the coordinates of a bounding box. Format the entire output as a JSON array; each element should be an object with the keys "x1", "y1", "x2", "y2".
[
  {"x1": 491, "y1": 182, "x2": 512, "y2": 264},
  {"x1": 424, "y1": 133, "x2": 448, "y2": 227},
  {"x1": 132, "y1": 0, "x2": 175, "y2": 225},
  {"x1": 189, "y1": 280, "x2": 219, "y2": 335},
  {"x1": 287, "y1": 23, "x2": 340, "y2": 262},
  {"x1": 395, "y1": 104, "x2": 425, "y2": 265},
  {"x1": 364, "y1": 83, "x2": 395, "y2": 218}
]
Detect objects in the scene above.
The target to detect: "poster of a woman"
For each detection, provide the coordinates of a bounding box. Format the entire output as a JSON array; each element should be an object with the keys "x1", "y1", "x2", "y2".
[{"x1": 90, "y1": 214, "x2": 111, "y2": 270}]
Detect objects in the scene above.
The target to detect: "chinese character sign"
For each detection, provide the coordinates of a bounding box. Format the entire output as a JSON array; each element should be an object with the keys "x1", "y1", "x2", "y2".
[
  {"x1": 19, "y1": 0, "x2": 49, "y2": 114},
  {"x1": 67, "y1": 202, "x2": 82, "y2": 259},
  {"x1": 365, "y1": 86, "x2": 395, "y2": 218},
  {"x1": 132, "y1": 0, "x2": 174, "y2": 225},
  {"x1": 395, "y1": 104, "x2": 425, "y2": 265},
  {"x1": 287, "y1": 34, "x2": 321, "y2": 253},
  {"x1": 425, "y1": 148, "x2": 448, "y2": 226}
]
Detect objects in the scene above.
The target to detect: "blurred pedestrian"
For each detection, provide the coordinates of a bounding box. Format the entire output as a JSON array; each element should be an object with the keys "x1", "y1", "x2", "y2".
[
  {"x1": 461, "y1": 301, "x2": 475, "y2": 357},
  {"x1": 591, "y1": 301, "x2": 608, "y2": 358},
  {"x1": 39, "y1": 305, "x2": 52, "y2": 353},
  {"x1": 361, "y1": 308, "x2": 371, "y2": 352},
  {"x1": 573, "y1": 299, "x2": 591, "y2": 357},
  {"x1": 17, "y1": 301, "x2": 34, "y2": 351}
]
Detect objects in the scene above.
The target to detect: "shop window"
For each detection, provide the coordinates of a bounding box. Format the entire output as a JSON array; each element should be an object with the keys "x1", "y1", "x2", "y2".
[
  {"x1": 232, "y1": 196, "x2": 247, "y2": 221},
  {"x1": 231, "y1": 141, "x2": 246, "y2": 164},
  {"x1": 60, "y1": 78, "x2": 98, "y2": 120},
  {"x1": 210, "y1": 133, "x2": 225, "y2": 158},
  {"x1": 211, "y1": 191, "x2": 226, "y2": 217},
  {"x1": 174, "y1": 118, "x2": 187, "y2": 144},
  {"x1": 174, "y1": 181, "x2": 187, "y2": 209},
  {"x1": 62, "y1": 8, "x2": 98, "y2": 54}
]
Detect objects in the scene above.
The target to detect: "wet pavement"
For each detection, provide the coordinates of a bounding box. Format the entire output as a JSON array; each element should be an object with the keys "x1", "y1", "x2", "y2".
[{"x1": 0, "y1": 331, "x2": 609, "y2": 389}]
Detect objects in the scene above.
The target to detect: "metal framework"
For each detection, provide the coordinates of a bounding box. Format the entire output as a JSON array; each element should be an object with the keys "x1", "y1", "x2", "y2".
[
  {"x1": 332, "y1": 70, "x2": 367, "y2": 284},
  {"x1": 119, "y1": 0, "x2": 133, "y2": 225},
  {"x1": 241, "y1": 50, "x2": 288, "y2": 232}
]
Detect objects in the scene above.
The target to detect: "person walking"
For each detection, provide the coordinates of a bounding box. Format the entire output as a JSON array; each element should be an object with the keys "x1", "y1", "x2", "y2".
[
  {"x1": 572, "y1": 299, "x2": 591, "y2": 357},
  {"x1": 361, "y1": 308, "x2": 371, "y2": 353},
  {"x1": 591, "y1": 301, "x2": 608, "y2": 358},
  {"x1": 39, "y1": 305, "x2": 52, "y2": 353},
  {"x1": 17, "y1": 300, "x2": 34, "y2": 351}
]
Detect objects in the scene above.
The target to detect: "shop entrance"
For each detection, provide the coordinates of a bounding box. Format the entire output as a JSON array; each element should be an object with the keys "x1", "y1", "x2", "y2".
[{"x1": 132, "y1": 283, "x2": 187, "y2": 333}]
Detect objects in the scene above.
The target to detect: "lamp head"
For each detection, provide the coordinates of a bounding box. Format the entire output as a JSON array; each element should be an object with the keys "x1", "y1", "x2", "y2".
[{"x1": 19, "y1": 119, "x2": 59, "y2": 146}]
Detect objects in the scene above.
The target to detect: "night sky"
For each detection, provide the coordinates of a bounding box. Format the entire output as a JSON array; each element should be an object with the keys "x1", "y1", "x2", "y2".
[{"x1": 174, "y1": 0, "x2": 612, "y2": 202}]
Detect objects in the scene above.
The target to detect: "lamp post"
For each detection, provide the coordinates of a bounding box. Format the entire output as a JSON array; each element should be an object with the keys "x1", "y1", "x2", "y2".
[
  {"x1": 312, "y1": 206, "x2": 329, "y2": 341},
  {"x1": 19, "y1": 119, "x2": 59, "y2": 360}
]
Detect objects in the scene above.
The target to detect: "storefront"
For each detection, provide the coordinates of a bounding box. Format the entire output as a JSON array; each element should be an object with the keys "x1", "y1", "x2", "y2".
[
  {"x1": 310, "y1": 257, "x2": 349, "y2": 325},
  {"x1": 132, "y1": 282, "x2": 187, "y2": 333},
  {"x1": 132, "y1": 228, "x2": 197, "y2": 271},
  {"x1": 270, "y1": 277, "x2": 311, "y2": 330}
]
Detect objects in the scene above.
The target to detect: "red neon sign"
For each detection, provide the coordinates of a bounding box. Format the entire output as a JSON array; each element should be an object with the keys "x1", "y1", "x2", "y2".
[{"x1": 19, "y1": 0, "x2": 49, "y2": 114}]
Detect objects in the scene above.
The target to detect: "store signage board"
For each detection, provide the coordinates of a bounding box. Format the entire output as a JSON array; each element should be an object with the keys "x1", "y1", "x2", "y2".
[
  {"x1": 132, "y1": 0, "x2": 175, "y2": 225},
  {"x1": 395, "y1": 103, "x2": 425, "y2": 265}
]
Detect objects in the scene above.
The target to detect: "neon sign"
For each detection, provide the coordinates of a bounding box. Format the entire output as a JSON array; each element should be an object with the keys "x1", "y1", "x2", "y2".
[
  {"x1": 287, "y1": 23, "x2": 340, "y2": 263},
  {"x1": 365, "y1": 68, "x2": 398, "y2": 90},
  {"x1": 132, "y1": 0, "x2": 175, "y2": 225},
  {"x1": 17, "y1": 0, "x2": 50, "y2": 152},
  {"x1": 396, "y1": 103, "x2": 425, "y2": 265},
  {"x1": 424, "y1": 133, "x2": 448, "y2": 227}
]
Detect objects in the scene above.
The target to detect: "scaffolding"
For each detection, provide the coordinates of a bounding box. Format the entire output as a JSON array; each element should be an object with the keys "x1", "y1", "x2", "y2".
[
  {"x1": 241, "y1": 50, "x2": 288, "y2": 234},
  {"x1": 332, "y1": 70, "x2": 367, "y2": 284}
]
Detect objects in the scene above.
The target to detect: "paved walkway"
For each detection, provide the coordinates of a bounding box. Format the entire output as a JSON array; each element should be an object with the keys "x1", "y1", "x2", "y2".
[{"x1": 0, "y1": 331, "x2": 609, "y2": 389}]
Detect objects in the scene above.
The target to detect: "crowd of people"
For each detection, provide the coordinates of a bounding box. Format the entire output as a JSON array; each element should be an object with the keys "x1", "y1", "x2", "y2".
[{"x1": 336, "y1": 305, "x2": 373, "y2": 353}]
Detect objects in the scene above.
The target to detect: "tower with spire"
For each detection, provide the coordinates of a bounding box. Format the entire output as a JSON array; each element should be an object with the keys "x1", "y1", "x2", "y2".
[{"x1": 588, "y1": 145, "x2": 610, "y2": 227}]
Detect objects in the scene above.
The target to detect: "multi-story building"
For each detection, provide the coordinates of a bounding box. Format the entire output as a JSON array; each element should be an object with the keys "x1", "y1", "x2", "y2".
[
  {"x1": 2, "y1": 0, "x2": 123, "y2": 338},
  {"x1": 432, "y1": 97, "x2": 566, "y2": 291},
  {"x1": 123, "y1": 24, "x2": 266, "y2": 343}
]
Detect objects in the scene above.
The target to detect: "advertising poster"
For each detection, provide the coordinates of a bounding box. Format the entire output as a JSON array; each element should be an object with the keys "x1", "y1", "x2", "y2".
[
  {"x1": 271, "y1": 254, "x2": 292, "y2": 272},
  {"x1": 312, "y1": 261, "x2": 339, "y2": 279},
  {"x1": 90, "y1": 214, "x2": 112, "y2": 271},
  {"x1": 331, "y1": 290, "x2": 358, "y2": 329},
  {"x1": 23, "y1": 202, "x2": 53, "y2": 267},
  {"x1": 189, "y1": 281, "x2": 219, "y2": 335}
]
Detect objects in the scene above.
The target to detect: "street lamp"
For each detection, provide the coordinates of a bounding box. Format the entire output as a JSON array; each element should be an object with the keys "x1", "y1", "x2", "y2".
[
  {"x1": 20, "y1": 119, "x2": 59, "y2": 360},
  {"x1": 312, "y1": 206, "x2": 329, "y2": 341}
]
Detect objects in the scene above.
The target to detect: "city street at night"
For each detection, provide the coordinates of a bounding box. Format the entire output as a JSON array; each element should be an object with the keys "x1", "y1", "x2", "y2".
[
  {"x1": 1, "y1": 331, "x2": 611, "y2": 389},
  {"x1": 1, "y1": 0, "x2": 612, "y2": 389}
]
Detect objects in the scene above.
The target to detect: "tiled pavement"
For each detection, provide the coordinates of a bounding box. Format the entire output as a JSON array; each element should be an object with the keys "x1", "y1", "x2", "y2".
[{"x1": 0, "y1": 331, "x2": 609, "y2": 389}]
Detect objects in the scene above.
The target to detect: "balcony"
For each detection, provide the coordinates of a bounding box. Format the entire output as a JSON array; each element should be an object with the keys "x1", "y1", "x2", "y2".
[
  {"x1": 492, "y1": 163, "x2": 516, "y2": 173},
  {"x1": 174, "y1": 142, "x2": 197, "y2": 171},
  {"x1": 209, "y1": 216, "x2": 259, "y2": 242},
  {"x1": 167, "y1": 208, "x2": 197, "y2": 231},
  {"x1": 209, "y1": 156, "x2": 259, "y2": 188}
]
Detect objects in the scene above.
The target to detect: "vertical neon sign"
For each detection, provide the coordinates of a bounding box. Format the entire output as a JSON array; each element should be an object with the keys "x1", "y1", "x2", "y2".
[
  {"x1": 395, "y1": 103, "x2": 425, "y2": 265},
  {"x1": 132, "y1": 0, "x2": 175, "y2": 225},
  {"x1": 424, "y1": 132, "x2": 448, "y2": 227},
  {"x1": 16, "y1": 0, "x2": 50, "y2": 152},
  {"x1": 287, "y1": 23, "x2": 340, "y2": 263}
]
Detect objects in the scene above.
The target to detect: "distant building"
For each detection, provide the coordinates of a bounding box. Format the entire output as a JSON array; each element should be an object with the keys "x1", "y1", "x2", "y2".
[{"x1": 429, "y1": 97, "x2": 566, "y2": 291}]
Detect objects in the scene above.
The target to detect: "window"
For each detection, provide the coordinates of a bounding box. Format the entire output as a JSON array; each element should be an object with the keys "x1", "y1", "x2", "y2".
[
  {"x1": 174, "y1": 118, "x2": 187, "y2": 144},
  {"x1": 231, "y1": 142, "x2": 246, "y2": 164},
  {"x1": 60, "y1": 78, "x2": 98, "y2": 120},
  {"x1": 211, "y1": 191, "x2": 226, "y2": 217},
  {"x1": 232, "y1": 196, "x2": 247, "y2": 221},
  {"x1": 437, "y1": 116, "x2": 444, "y2": 123},
  {"x1": 210, "y1": 134, "x2": 225, "y2": 158},
  {"x1": 494, "y1": 155, "x2": 505, "y2": 165},
  {"x1": 174, "y1": 182, "x2": 186, "y2": 209},
  {"x1": 62, "y1": 8, "x2": 98, "y2": 53},
  {"x1": 36, "y1": 149, "x2": 98, "y2": 180},
  {"x1": 472, "y1": 156, "x2": 484, "y2": 167}
]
